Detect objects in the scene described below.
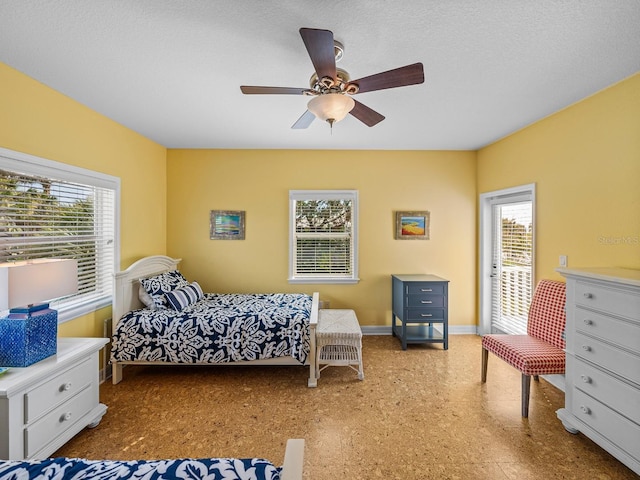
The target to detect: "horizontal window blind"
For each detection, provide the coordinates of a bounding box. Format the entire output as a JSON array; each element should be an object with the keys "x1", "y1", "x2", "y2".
[
  {"x1": 289, "y1": 191, "x2": 358, "y2": 283},
  {"x1": 0, "y1": 166, "x2": 116, "y2": 317}
]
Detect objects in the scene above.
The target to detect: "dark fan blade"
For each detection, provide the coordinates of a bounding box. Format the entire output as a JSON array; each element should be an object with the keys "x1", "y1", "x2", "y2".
[
  {"x1": 299, "y1": 28, "x2": 337, "y2": 81},
  {"x1": 291, "y1": 110, "x2": 316, "y2": 129},
  {"x1": 350, "y1": 63, "x2": 424, "y2": 94},
  {"x1": 241, "y1": 86, "x2": 309, "y2": 95},
  {"x1": 349, "y1": 100, "x2": 385, "y2": 127}
]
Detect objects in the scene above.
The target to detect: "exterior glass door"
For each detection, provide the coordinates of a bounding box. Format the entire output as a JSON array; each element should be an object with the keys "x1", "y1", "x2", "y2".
[
  {"x1": 490, "y1": 201, "x2": 533, "y2": 334},
  {"x1": 479, "y1": 184, "x2": 535, "y2": 335}
]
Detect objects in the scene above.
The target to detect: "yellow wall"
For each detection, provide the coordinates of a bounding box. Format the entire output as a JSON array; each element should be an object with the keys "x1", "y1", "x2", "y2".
[
  {"x1": 3, "y1": 59, "x2": 636, "y2": 334},
  {"x1": 0, "y1": 62, "x2": 167, "y2": 337},
  {"x1": 477, "y1": 73, "x2": 640, "y2": 281},
  {"x1": 167, "y1": 149, "x2": 477, "y2": 328}
]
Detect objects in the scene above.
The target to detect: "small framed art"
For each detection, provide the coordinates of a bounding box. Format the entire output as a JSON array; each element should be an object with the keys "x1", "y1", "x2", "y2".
[
  {"x1": 210, "y1": 210, "x2": 245, "y2": 240},
  {"x1": 395, "y1": 211, "x2": 430, "y2": 240}
]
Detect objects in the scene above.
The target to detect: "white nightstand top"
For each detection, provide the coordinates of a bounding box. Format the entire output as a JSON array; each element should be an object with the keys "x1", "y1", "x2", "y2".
[{"x1": 0, "y1": 337, "x2": 107, "y2": 398}]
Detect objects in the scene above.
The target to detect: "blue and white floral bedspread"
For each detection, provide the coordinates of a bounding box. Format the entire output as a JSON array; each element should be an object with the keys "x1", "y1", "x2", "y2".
[
  {"x1": 0, "y1": 456, "x2": 281, "y2": 480},
  {"x1": 111, "y1": 293, "x2": 312, "y2": 365}
]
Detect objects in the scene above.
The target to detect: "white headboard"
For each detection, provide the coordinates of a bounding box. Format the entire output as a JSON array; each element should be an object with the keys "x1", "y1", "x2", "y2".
[{"x1": 112, "y1": 255, "x2": 181, "y2": 335}]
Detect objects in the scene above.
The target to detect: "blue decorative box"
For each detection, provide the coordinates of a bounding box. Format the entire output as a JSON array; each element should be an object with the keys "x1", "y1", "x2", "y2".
[{"x1": 0, "y1": 307, "x2": 58, "y2": 367}]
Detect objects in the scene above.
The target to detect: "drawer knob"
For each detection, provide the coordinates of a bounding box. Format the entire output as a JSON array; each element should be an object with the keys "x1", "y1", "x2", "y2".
[
  {"x1": 583, "y1": 293, "x2": 594, "y2": 299},
  {"x1": 582, "y1": 345, "x2": 591, "y2": 352},
  {"x1": 421, "y1": 314, "x2": 433, "y2": 317},
  {"x1": 579, "y1": 405, "x2": 591, "y2": 415},
  {"x1": 60, "y1": 382, "x2": 72, "y2": 392},
  {"x1": 580, "y1": 375, "x2": 592, "y2": 384},
  {"x1": 583, "y1": 319, "x2": 593, "y2": 326},
  {"x1": 60, "y1": 412, "x2": 72, "y2": 422},
  {"x1": 421, "y1": 300, "x2": 433, "y2": 304},
  {"x1": 421, "y1": 289, "x2": 433, "y2": 292}
]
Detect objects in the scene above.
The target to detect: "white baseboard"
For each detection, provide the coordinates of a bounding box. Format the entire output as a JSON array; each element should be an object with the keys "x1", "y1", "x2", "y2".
[
  {"x1": 541, "y1": 374, "x2": 565, "y2": 392},
  {"x1": 361, "y1": 325, "x2": 478, "y2": 335}
]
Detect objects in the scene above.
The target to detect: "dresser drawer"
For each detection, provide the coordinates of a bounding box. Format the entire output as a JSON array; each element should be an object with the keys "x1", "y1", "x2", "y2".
[
  {"x1": 572, "y1": 388, "x2": 640, "y2": 460},
  {"x1": 407, "y1": 295, "x2": 445, "y2": 308},
  {"x1": 575, "y1": 331, "x2": 640, "y2": 385},
  {"x1": 25, "y1": 385, "x2": 94, "y2": 457},
  {"x1": 576, "y1": 307, "x2": 640, "y2": 352},
  {"x1": 25, "y1": 357, "x2": 94, "y2": 423},
  {"x1": 406, "y1": 283, "x2": 445, "y2": 295},
  {"x1": 405, "y1": 308, "x2": 446, "y2": 322},
  {"x1": 572, "y1": 357, "x2": 640, "y2": 424},
  {"x1": 575, "y1": 281, "x2": 640, "y2": 321}
]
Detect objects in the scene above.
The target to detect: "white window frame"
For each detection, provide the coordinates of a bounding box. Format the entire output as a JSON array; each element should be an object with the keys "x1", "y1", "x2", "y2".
[
  {"x1": 479, "y1": 183, "x2": 535, "y2": 335},
  {"x1": 289, "y1": 189, "x2": 359, "y2": 284},
  {"x1": 0, "y1": 147, "x2": 120, "y2": 323}
]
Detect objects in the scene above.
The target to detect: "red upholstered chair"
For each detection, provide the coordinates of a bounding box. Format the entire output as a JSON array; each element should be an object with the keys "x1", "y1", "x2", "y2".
[{"x1": 481, "y1": 279, "x2": 566, "y2": 417}]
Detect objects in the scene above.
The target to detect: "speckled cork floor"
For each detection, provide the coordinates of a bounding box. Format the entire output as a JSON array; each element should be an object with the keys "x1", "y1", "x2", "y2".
[{"x1": 55, "y1": 335, "x2": 637, "y2": 479}]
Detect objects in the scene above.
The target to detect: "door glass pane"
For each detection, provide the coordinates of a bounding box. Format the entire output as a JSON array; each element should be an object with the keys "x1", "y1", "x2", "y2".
[{"x1": 491, "y1": 201, "x2": 533, "y2": 334}]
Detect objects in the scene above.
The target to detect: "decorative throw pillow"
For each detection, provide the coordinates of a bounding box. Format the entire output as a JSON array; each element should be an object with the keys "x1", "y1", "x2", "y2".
[
  {"x1": 138, "y1": 284, "x2": 156, "y2": 310},
  {"x1": 166, "y1": 282, "x2": 204, "y2": 311},
  {"x1": 139, "y1": 270, "x2": 189, "y2": 309}
]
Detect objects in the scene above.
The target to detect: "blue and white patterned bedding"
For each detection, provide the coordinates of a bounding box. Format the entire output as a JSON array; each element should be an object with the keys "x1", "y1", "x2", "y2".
[
  {"x1": 111, "y1": 293, "x2": 312, "y2": 365},
  {"x1": 0, "y1": 456, "x2": 281, "y2": 480}
]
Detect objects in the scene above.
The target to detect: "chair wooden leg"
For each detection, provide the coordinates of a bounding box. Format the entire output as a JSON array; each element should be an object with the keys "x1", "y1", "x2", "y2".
[
  {"x1": 522, "y1": 374, "x2": 531, "y2": 417},
  {"x1": 481, "y1": 347, "x2": 488, "y2": 383}
]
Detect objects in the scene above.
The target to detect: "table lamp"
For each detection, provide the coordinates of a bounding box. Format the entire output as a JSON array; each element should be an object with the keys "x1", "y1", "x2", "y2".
[{"x1": 0, "y1": 259, "x2": 78, "y2": 367}]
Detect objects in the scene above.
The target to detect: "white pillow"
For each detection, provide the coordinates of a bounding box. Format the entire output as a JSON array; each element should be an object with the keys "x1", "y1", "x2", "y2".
[{"x1": 138, "y1": 284, "x2": 156, "y2": 310}]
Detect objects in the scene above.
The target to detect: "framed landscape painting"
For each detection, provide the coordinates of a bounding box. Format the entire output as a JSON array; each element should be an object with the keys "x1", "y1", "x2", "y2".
[
  {"x1": 210, "y1": 210, "x2": 245, "y2": 240},
  {"x1": 395, "y1": 211, "x2": 430, "y2": 240}
]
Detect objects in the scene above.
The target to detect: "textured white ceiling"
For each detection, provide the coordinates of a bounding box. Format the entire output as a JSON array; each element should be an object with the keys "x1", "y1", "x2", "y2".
[{"x1": 1, "y1": 1, "x2": 639, "y2": 150}]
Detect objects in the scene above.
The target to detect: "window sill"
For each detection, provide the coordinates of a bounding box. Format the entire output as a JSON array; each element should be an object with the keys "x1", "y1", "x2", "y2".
[
  {"x1": 56, "y1": 295, "x2": 112, "y2": 324},
  {"x1": 0, "y1": 295, "x2": 111, "y2": 325},
  {"x1": 288, "y1": 277, "x2": 360, "y2": 285}
]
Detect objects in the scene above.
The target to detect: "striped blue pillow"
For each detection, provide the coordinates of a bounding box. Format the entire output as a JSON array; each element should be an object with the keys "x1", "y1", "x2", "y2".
[{"x1": 165, "y1": 282, "x2": 204, "y2": 311}]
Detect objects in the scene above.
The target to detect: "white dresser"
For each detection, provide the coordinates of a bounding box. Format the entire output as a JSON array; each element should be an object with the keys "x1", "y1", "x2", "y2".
[
  {"x1": 0, "y1": 337, "x2": 108, "y2": 460},
  {"x1": 557, "y1": 267, "x2": 640, "y2": 475}
]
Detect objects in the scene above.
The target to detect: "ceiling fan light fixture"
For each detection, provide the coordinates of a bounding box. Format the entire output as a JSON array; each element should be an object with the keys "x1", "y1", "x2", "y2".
[{"x1": 307, "y1": 93, "x2": 355, "y2": 125}]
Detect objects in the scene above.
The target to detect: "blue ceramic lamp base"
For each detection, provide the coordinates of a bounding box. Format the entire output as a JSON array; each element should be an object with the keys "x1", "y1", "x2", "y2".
[{"x1": 0, "y1": 305, "x2": 58, "y2": 367}]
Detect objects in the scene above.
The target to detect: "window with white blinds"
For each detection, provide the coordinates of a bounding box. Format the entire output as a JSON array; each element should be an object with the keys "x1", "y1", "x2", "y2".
[
  {"x1": 491, "y1": 201, "x2": 533, "y2": 334},
  {"x1": 289, "y1": 190, "x2": 359, "y2": 284},
  {"x1": 0, "y1": 148, "x2": 119, "y2": 322}
]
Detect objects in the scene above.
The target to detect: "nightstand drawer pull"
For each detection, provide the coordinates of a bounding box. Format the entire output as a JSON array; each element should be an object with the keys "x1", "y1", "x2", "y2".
[
  {"x1": 581, "y1": 375, "x2": 592, "y2": 383},
  {"x1": 60, "y1": 382, "x2": 72, "y2": 392},
  {"x1": 421, "y1": 313, "x2": 433, "y2": 317},
  {"x1": 60, "y1": 412, "x2": 72, "y2": 422},
  {"x1": 580, "y1": 405, "x2": 591, "y2": 415},
  {"x1": 582, "y1": 345, "x2": 591, "y2": 352},
  {"x1": 583, "y1": 292, "x2": 593, "y2": 299},
  {"x1": 421, "y1": 300, "x2": 433, "y2": 304},
  {"x1": 421, "y1": 288, "x2": 433, "y2": 292},
  {"x1": 583, "y1": 319, "x2": 593, "y2": 326}
]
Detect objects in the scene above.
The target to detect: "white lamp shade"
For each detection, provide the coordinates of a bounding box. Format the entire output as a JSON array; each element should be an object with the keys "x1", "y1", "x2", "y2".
[
  {"x1": 307, "y1": 93, "x2": 355, "y2": 123},
  {"x1": 0, "y1": 259, "x2": 78, "y2": 310}
]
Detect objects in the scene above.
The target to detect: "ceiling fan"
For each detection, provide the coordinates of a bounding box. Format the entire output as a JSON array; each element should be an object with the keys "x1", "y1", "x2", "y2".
[{"x1": 240, "y1": 28, "x2": 425, "y2": 130}]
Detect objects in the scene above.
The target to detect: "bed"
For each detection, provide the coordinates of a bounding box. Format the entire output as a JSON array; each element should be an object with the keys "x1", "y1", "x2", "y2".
[
  {"x1": 0, "y1": 438, "x2": 304, "y2": 480},
  {"x1": 110, "y1": 256, "x2": 319, "y2": 387}
]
